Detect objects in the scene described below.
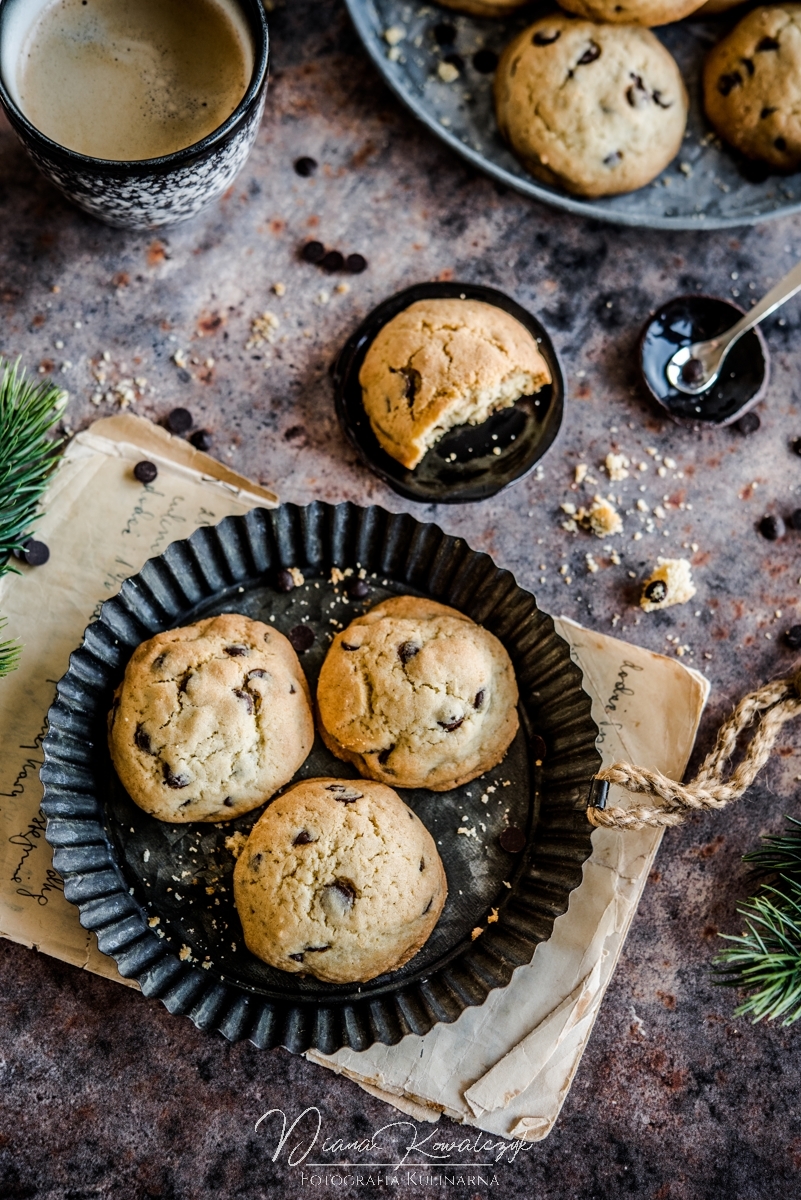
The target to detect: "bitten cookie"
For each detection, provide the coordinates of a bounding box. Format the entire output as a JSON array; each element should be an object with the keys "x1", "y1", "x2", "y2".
[
  {"x1": 233, "y1": 778, "x2": 447, "y2": 983},
  {"x1": 316, "y1": 596, "x2": 519, "y2": 791},
  {"x1": 494, "y1": 17, "x2": 689, "y2": 197},
  {"x1": 108, "y1": 614, "x2": 314, "y2": 822},
  {"x1": 359, "y1": 298, "x2": 550, "y2": 471},
  {"x1": 558, "y1": 0, "x2": 705, "y2": 26},
  {"x1": 703, "y1": 5, "x2": 801, "y2": 169}
]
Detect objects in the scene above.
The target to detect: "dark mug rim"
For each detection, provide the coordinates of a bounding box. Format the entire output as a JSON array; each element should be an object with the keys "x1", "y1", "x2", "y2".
[{"x1": 0, "y1": 0, "x2": 269, "y2": 173}]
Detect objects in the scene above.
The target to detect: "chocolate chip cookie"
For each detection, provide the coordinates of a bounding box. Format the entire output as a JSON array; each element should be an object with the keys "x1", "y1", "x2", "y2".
[
  {"x1": 558, "y1": 0, "x2": 704, "y2": 25},
  {"x1": 359, "y1": 298, "x2": 550, "y2": 470},
  {"x1": 233, "y1": 777, "x2": 447, "y2": 983},
  {"x1": 316, "y1": 596, "x2": 519, "y2": 791},
  {"x1": 703, "y1": 5, "x2": 801, "y2": 169},
  {"x1": 108, "y1": 613, "x2": 314, "y2": 822},
  {"x1": 494, "y1": 17, "x2": 688, "y2": 197}
]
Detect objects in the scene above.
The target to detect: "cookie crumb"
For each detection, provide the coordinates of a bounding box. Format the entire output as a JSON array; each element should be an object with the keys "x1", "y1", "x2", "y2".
[
  {"x1": 582, "y1": 496, "x2": 623, "y2": 538},
  {"x1": 640, "y1": 557, "x2": 696, "y2": 612},
  {"x1": 225, "y1": 831, "x2": 248, "y2": 859},
  {"x1": 384, "y1": 24, "x2": 405, "y2": 45},
  {"x1": 246, "y1": 311, "x2": 279, "y2": 349},
  {"x1": 605, "y1": 452, "x2": 629, "y2": 482},
  {"x1": 288, "y1": 566, "x2": 305, "y2": 587},
  {"x1": 272, "y1": 282, "x2": 286, "y2": 296},
  {"x1": 575, "y1": 463, "x2": 588, "y2": 484},
  {"x1": 438, "y1": 61, "x2": 460, "y2": 83},
  {"x1": 488, "y1": 907, "x2": 499, "y2": 924},
  {"x1": 179, "y1": 944, "x2": 192, "y2": 962},
  {"x1": 148, "y1": 916, "x2": 160, "y2": 928},
  {"x1": 471, "y1": 926, "x2": 484, "y2": 940}
]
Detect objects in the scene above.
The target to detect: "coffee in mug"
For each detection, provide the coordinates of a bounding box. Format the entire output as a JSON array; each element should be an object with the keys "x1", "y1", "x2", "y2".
[{"x1": 9, "y1": 0, "x2": 253, "y2": 161}]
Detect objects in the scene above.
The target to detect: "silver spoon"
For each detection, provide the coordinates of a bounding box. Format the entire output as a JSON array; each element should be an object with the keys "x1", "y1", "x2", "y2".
[{"x1": 666, "y1": 260, "x2": 801, "y2": 395}]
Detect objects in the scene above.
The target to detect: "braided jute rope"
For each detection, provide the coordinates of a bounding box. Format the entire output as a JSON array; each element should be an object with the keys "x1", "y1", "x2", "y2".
[{"x1": 587, "y1": 671, "x2": 801, "y2": 831}]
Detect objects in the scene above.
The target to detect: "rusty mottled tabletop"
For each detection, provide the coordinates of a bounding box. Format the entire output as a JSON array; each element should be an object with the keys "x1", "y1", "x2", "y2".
[{"x1": 2, "y1": 2, "x2": 801, "y2": 1197}]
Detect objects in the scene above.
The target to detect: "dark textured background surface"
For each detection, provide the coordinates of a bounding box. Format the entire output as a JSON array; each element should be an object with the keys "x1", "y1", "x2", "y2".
[{"x1": 2, "y1": 1, "x2": 801, "y2": 1196}]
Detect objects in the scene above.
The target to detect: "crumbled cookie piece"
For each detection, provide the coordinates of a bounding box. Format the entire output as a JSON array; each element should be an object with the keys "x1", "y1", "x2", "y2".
[
  {"x1": 583, "y1": 496, "x2": 623, "y2": 538},
  {"x1": 640, "y1": 557, "x2": 696, "y2": 612},
  {"x1": 605, "y1": 452, "x2": 629, "y2": 481},
  {"x1": 225, "y1": 831, "x2": 249, "y2": 859}
]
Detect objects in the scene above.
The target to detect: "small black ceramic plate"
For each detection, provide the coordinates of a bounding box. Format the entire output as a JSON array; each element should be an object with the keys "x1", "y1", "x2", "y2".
[
  {"x1": 639, "y1": 294, "x2": 770, "y2": 426},
  {"x1": 41, "y1": 503, "x2": 599, "y2": 1054},
  {"x1": 332, "y1": 282, "x2": 564, "y2": 504}
]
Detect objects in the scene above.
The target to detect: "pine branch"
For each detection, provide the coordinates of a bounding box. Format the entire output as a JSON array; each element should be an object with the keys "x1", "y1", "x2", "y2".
[
  {"x1": 0, "y1": 617, "x2": 22, "y2": 679},
  {"x1": 0, "y1": 357, "x2": 67, "y2": 572},
  {"x1": 715, "y1": 822, "x2": 801, "y2": 1025}
]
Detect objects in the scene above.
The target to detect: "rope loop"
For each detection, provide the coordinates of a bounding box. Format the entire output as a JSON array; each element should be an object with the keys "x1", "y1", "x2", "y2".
[{"x1": 587, "y1": 674, "x2": 801, "y2": 831}]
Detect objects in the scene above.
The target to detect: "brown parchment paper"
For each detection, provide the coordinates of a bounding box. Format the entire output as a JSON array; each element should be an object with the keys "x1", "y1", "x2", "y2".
[{"x1": 0, "y1": 415, "x2": 708, "y2": 1140}]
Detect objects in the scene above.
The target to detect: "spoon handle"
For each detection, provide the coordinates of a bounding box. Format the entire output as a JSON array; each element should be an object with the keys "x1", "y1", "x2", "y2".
[{"x1": 719, "y1": 259, "x2": 801, "y2": 349}]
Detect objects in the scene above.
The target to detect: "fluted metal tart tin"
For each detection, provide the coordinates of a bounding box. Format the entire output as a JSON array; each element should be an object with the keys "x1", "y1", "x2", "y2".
[
  {"x1": 332, "y1": 281, "x2": 564, "y2": 504},
  {"x1": 41, "y1": 502, "x2": 599, "y2": 1054}
]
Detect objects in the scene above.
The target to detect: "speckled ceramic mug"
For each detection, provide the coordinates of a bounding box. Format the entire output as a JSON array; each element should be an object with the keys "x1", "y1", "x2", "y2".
[{"x1": 0, "y1": 0, "x2": 269, "y2": 229}]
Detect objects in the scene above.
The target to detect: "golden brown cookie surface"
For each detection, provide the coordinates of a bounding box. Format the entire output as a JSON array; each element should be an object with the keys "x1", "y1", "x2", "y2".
[
  {"x1": 316, "y1": 596, "x2": 519, "y2": 791},
  {"x1": 233, "y1": 777, "x2": 447, "y2": 983},
  {"x1": 494, "y1": 16, "x2": 688, "y2": 198},
  {"x1": 558, "y1": 0, "x2": 705, "y2": 26},
  {"x1": 108, "y1": 613, "x2": 314, "y2": 822},
  {"x1": 359, "y1": 298, "x2": 550, "y2": 470}
]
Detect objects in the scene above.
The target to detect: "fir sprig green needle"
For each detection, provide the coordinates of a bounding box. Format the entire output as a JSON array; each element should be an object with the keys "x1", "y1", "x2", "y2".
[
  {"x1": 715, "y1": 822, "x2": 801, "y2": 1026},
  {"x1": 0, "y1": 617, "x2": 22, "y2": 679},
  {"x1": 0, "y1": 356, "x2": 67, "y2": 571}
]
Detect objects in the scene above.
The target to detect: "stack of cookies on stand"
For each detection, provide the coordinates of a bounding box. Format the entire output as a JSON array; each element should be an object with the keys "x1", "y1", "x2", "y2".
[{"x1": 440, "y1": 0, "x2": 801, "y2": 196}]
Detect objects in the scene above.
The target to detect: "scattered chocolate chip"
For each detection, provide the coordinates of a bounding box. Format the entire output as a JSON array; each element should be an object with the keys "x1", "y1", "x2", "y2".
[
  {"x1": 644, "y1": 579, "x2": 668, "y2": 603},
  {"x1": 422, "y1": 898, "x2": 433, "y2": 915},
  {"x1": 439, "y1": 717, "x2": 464, "y2": 732},
  {"x1": 718, "y1": 71, "x2": 743, "y2": 96},
  {"x1": 347, "y1": 578, "x2": 369, "y2": 599},
  {"x1": 163, "y1": 764, "x2": 190, "y2": 789},
  {"x1": 377, "y1": 746, "x2": 394, "y2": 765},
  {"x1": 166, "y1": 407, "x2": 192, "y2": 435},
  {"x1": 759, "y1": 514, "x2": 785, "y2": 540},
  {"x1": 233, "y1": 687, "x2": 254, "y2": 714},
  {"x1": 433, "y1": 21, "x2": 456, "y2": 45},
  {"x1": 288, "y1": 624, "x2": 315, "y2": 653},
  {"x1": 775, "y1": 136, "x2": 788, "y2": 152},
  {"x1": 785, "y1": 624, "x2": 801, "y2": 650},
  {"x1": 398, "y1": 641, "x2": 420, "y2": 664},
  {"x1": 789, "y1": 509, "x2": 801, "y2": 531},
  {"x1": 345, "y1": 253, "x2": 368, "y2": 274},
  {"x1": 577, "y1": 41, "x2": 600, "y2": 65},
  {"x1": 20, "y1": 539, "x2": 50, "y2": 566},
  {"x1": 532, "y1": 29, "x2": 561, "y2": 46},
  {"x1": 134, "y1": 460, "x2": 158, "y2": 484},
  {"x1": 294, "y1": 156, "x2": 317, "y2": 176},
  {"x1": 276, "y1": 568, "x2": 296, "y2": 593},
  {"x1": 531, "y1": 733, "x2": 547, "y2": 761},
  {"x1": 474, "y1": 689, "x2": 485, "y2": 710},
  {"x1": 499, "y1": 826, "x2": 526, "y2": 854},
  {"x1": 736, "y1": 411, "x2": 760, "y2": 435},
  {"x1": 757, "y1": 36, "x2": 780, "y2": 51},
  {"x1": 321, "y1": 250, "x2": 345, "y2": 272},
  {"x1": 305, "y1": 945, "x2": 331, "y2": 953},
  {"x1": 301, "y1": 240, "x2": 325, "y2": 263},
  {"x1": 680, "y1": 357, "x2": 705, "y2": 385},
  {"x1": 223, "y1": 797, "x2": 234, "y2": 807},
  {"x1": 293, "y1": 829, "x2": 315, "y2": 845},
  {"x1": 134, "y1": 724, "x2": 153, "y2": 754},
  {"x1": 224, "y1": 644, "x2": 249, "y2": 657},
  {"x1": 289, "y1": 952, "x2": 305, "y2": 962},
  {"x1": 444, "y1": 52, "x2": 465, "y2": 71},
  {"x1": 472, "y1": 48, "x2": 498, "y2": 73},
  {"x1": 190, "y1": 429, "x2": 213, "y2": 452},
  {"x1": 341, "y1": 642, "x2": 360, "y2": 651}
]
